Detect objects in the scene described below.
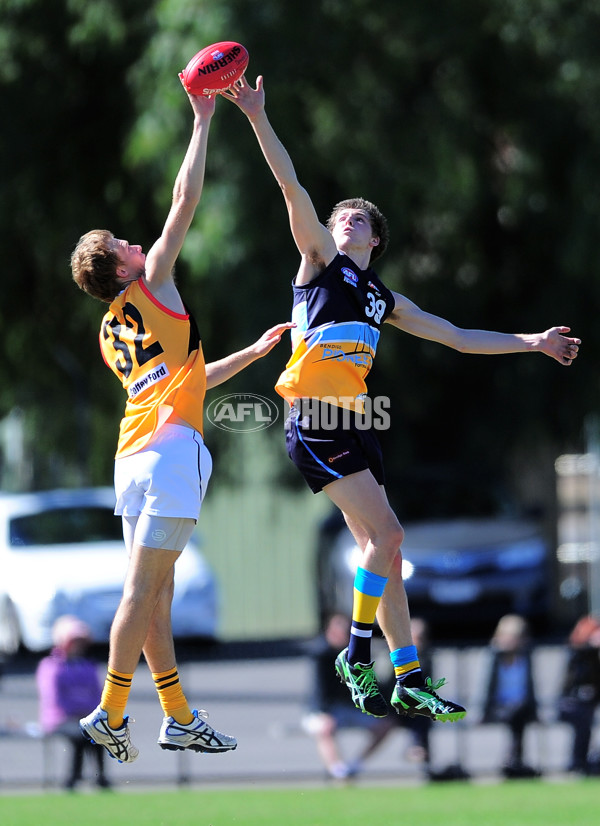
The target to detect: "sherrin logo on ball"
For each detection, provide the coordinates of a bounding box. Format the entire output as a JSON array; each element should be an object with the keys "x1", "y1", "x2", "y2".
[{"x1": 180, "y1": 41, "x2": 249, "y2": 96}]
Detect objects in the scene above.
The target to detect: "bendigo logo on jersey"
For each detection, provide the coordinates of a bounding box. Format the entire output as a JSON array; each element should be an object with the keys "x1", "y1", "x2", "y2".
[
  {"x1": 128, "y1": 362, "x2": 170, "y2": 398},
  {"x1": 320, "y1": 345, "x2": 373, "y2": 368}
]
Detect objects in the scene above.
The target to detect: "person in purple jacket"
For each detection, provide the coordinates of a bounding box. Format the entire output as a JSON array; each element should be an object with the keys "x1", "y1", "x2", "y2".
[{"x1": 36, "y1": 616, "x2": 110, "y2": 790}]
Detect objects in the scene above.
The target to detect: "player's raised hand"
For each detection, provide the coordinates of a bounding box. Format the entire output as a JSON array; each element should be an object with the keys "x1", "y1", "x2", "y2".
[
  {"x1": 221, "y1": 75, "x2": 265, "y2": 119},
  {"x1": 185, "y1": 87, "x2": 218, "y2": 117}
]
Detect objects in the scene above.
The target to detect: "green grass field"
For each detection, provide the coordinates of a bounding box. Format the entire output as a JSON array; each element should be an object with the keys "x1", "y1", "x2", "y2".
[{"x1": 2, "y1": 780, "x2": 599, "y2": 826}]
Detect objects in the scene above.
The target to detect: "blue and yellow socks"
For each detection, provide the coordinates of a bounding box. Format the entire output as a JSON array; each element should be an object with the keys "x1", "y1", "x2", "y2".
[
  {"x1": 390, "y1": 644, "x2": 422, "y2": 687},
  {"x1": 347, "y1": 566, "x2": 388, "y2": 665}
]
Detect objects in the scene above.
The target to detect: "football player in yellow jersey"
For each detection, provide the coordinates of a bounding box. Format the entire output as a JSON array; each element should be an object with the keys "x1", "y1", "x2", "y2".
[
  {"x1": 225, "y1": 76, "x2": 580, "y2": 725},
  {"x1": 72, "y1": 84, "x2": 291, "y2": 763}
]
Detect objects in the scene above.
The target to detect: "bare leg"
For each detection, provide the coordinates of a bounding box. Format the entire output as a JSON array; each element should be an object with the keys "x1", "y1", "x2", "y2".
[
  {"x1": 325, "y1": 473, "x2": 466, "y2": 723},
  {"x1": 108, "y1": 543, "x2": 181, "y2": 675},
  {"x1": 377, "y1": 556, "x2": 413, "y2": 652},
  {"x1": 142, "y1": 568, "x2": 177, "y2": 674},
  {"x1": 324, "y1": 470, "x2": 403, "y2": 576},
  {"x1": 83, "y1": 533, "x2": 184, "y2": 761},
  {"x1": 324, "y1": 471, "x2": 412, "y2": 652}
]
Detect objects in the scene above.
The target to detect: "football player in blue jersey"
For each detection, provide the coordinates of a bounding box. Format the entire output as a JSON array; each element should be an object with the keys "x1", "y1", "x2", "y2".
[{"x1": 225, "y1": 75, "x2": 580, "y2": 724}]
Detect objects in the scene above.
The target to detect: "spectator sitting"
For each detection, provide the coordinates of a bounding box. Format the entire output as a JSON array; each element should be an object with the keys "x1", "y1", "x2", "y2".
[
  {"x1": 302, "y1": 613, "x2": 395, "y2": 780},
  {"x1": 557, "y1": 614, "x2": 600, "y2": 775},
  {"x1": 481, "y1": 614, "x2": 540, "y2": 779},
  {"x1": 36, "y1": 616, "x2": 110, "y2": 790}
]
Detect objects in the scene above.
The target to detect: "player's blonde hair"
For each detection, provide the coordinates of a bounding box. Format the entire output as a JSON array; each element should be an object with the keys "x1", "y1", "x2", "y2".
[
  {"x1": 326, "y1": 197, "x2": 389, "y2": 263},
  {"x1": 71, "y1": 229, "x2": 123, "y2": 303}
]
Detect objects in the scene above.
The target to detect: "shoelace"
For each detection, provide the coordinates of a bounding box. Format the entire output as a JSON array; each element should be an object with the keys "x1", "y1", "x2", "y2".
[
  {"x1": 355, "y1": 664, "x2": 381, "y2": 696},
  {"x1": 415, "y1": 678, "x2": 457, "y2": 714},
  {"x1": 178, "y1": 709, "x2": 233, "y2": 747},
  {"x1": 424, "y1": 677, "x2": 446, "y2": 697}
]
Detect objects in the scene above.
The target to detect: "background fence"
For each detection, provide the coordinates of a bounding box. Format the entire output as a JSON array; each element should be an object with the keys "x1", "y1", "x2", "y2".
[{"x1": 195, "y1": 480, "x2": 331, "y2": 642}]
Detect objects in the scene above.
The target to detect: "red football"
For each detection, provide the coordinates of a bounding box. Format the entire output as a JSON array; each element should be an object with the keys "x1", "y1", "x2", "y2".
[{"x1": 180, "y1": 41, "x2": 249, "y2": 96}]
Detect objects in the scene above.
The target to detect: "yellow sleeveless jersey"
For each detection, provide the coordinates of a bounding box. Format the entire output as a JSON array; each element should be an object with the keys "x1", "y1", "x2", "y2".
[
  {"x1": 275, "y1": 253, "x2": 395, "y2": 413},
  {"x1": 99, "y1": 278, "x2": 206, "y2": 458}
]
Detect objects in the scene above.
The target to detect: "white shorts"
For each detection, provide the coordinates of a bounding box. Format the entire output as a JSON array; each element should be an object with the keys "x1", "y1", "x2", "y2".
[{"x1": 114, "y1": 424, "x2": 212, "y2": 520}]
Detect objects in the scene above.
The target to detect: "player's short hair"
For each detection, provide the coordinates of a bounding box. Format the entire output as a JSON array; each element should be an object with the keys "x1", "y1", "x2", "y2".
[
  {"x1": 326, "y1": 197, "x2": 389, "y2": 263},
  {"x1": 71, "y1": 229, "x2": 122, "y2": 303}
]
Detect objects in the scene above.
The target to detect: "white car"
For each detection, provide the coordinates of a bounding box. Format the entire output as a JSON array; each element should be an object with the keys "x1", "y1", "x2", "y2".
[{"x1": 0, "y1": 487, "x2": 218, "y2": 655}]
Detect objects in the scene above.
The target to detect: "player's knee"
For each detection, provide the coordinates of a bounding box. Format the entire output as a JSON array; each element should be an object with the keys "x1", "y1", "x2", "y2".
[
  {"x1": 381, "y1": 522, "x2": 404, "y2": 555},
  {"x1": 122, "y1": 567, "x2": 173, "y2": 609},
  {"x1": 362, "y1": 518, "x2": 404, "y2": 567},
  {"x1": 120, "y1": 580, "x2": 162, "y2": 611}
]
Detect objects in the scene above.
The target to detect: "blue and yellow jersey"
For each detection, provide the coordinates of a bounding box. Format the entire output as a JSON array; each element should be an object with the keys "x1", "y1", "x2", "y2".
[
  {"x1": 99, "y1": 278, "x2": 206, "y2": 458},
  {"x1": 275, "y1": 253, "x2": 395, "y2": 412}
]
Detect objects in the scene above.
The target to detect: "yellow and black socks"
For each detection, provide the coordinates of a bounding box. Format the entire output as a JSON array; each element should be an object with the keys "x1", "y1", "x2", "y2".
[
  {"x1": 152, "y1": 667, "x2": 193, "y2": 725},
  {"x1": 100, "y1": 668, "x2": 134, "y2": 729},
  {"x1": 347, "y1": 566, "x2": 388, "y2": 665},
  {"x1": 391, "y1": 645, "x2": 422, "y2": 687}
]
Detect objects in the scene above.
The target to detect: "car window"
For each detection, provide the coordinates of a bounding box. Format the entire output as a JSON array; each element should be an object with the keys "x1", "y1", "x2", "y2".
[{"x1": 9, "y1": 507, "x2": 123, "y2": 547}]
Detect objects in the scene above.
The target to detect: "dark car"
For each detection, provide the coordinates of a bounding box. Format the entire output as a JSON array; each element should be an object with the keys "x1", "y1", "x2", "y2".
[{"x1": 315, "y1": 509, "x2": 551, "y2": 639}]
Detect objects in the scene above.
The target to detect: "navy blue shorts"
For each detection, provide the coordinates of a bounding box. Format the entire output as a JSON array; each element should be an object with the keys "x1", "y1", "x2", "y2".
[{"x1": 285, "y1": 400, "x2": 386, "y2": 494}]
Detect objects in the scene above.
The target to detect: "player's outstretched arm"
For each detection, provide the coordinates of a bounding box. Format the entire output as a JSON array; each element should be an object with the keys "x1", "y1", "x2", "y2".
[
  {"x1": 386, "y1": 292, "x2": 581, "y2": 366},
  {"x1": 222, "y1": 76, "x2": 334, "y2": 264},
  {"x1": 221, "y1": 76, "x2": 296, "y2": 190},
  {"x1": 205, "y1": 322, "x2": 295, "y2": 390},
  {"x1": 144, "y1": 90, "x2": 217, "y2": 289}
]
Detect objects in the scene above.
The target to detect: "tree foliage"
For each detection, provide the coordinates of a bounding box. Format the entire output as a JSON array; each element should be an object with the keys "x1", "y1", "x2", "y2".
[{"x1": 0, "y1": 0, "x2": 598, "y2": 516}]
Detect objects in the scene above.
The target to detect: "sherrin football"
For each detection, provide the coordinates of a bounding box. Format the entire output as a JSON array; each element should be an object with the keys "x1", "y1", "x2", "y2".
[{"x1": 180, "y1": 41, "x2": 249, "y2": 96}]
